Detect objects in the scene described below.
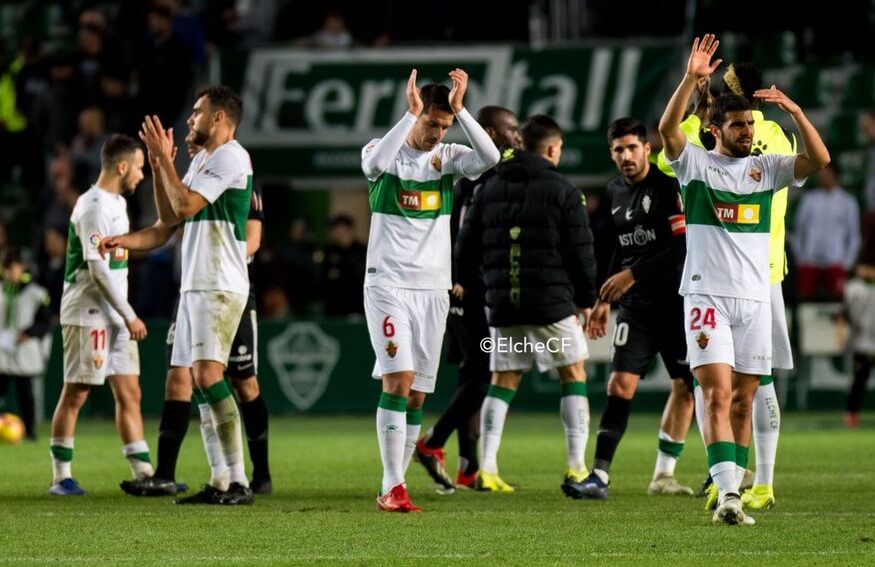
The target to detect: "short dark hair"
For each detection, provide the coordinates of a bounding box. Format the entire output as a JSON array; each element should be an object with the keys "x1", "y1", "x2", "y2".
[
  {"x1": 607, "y1": 117, "x2": 647, "y2": 145},
  {"x1": 709, "y1": 93, "x2": 753, "y2": 127},
  {"x1": 522, "y1": 114, "x2": 563, "y2": 152},
  {"x1": 100, "y1": 134, "x2": 141, "y2": 170},
  {"x1": 722, "y1": 62, "x2": 762, "y2": 104},
  {"x1": 2, "y1": 246, "x2": 22, "y2": 269},
  {"x1": 419, "y1": 84, "x2": 453, "y2": 114},
  {"x1": 476, "y1": 106, "x2": 515, "y2": 129},
  {"x1": 329, "y1": 214, "x2": 354, "y2": 228},
  {"x1": 196, "y1": 85, "x2": 243, "y2": 126}
]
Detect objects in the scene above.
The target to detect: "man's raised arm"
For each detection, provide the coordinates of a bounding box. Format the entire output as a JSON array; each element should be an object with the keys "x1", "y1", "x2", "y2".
[
  {"x1": 447, "y1": 68, "x2": 500, "y2": 178},
  {"x1": 361, "y1": 69, "x2": 422, "y2": 180},
  {"x1": 659, "y1": 34, "x2": 723, "y2": 161}
]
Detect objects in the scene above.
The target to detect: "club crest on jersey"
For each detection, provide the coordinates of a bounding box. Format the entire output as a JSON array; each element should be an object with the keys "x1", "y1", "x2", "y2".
[
  {"x1": 695, "y1": 331, "x2": 710, "y2": 350},
  {"x1": 93, "y1": 352, "x2": 104, "y2": 369},
  {"x1": 714, "y1": 202, "x2": 760, "y2": 224},
  {"x1": 399, "y1": 190, "x2": 441, "y2": 211},
  {"x1": 642, "y1": 195, "x2": 651, "y2": 213},
  {"x1": 89, "y1": 233, "x2": 102, "y2": 247},
  {"x1": 385, "y1": 340, "x2": 398, "y2": 358},
  {"x1": 431, "y1": 155, "x2": 442, "y2": 171},
  {"x1": 748, "y1": 166, "x2": 763, "y2": 182}
]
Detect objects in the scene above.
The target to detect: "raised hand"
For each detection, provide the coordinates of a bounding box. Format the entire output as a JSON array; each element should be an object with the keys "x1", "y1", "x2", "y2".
[
  {"x1": 687, "y1": 34, "x2": 722, "y2": 80},
  {"x1": 139, "y1": 115, "x2": 173, "y2": 161},
  {"x1": 448, "y1": 68, "x2": 468, "y2": 113},
  {"x1": 406, "y1": 69, "x2": 423, "y2": 116},
  {"x1": 753, "y1": 85, "x2": 801, "y2": 115}
]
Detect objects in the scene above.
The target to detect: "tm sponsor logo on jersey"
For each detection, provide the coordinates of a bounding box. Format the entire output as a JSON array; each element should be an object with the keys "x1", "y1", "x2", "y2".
[
  {"x1": 715, "y1": 202, "x2": 760, "y2": 224},
  {"x1": 618, "y1": 225, "x2": 656, "y2": 247},
  {"x1": 399, "y1": 190, "x2": 441, "y2": 211}
]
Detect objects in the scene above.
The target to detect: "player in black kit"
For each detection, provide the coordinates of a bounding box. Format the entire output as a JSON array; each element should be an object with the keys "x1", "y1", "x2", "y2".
[{"x1": 563, "y1": 118, "x2": 695, "y2": 500}]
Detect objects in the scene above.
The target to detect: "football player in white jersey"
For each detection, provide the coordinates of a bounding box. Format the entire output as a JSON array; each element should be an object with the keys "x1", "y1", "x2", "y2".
[
  {"x1": 49, "y1": 134, "x2": 151, "y2": 496},
  {"x1": 659, "y1": 35, "x2": 829, "y2": 525},
  {"x1": 137, "y1": 85, "x2": 255, "y2": 505},
  {"x1": 362, "y1": 69, "x2": 500, "y2": 511}
]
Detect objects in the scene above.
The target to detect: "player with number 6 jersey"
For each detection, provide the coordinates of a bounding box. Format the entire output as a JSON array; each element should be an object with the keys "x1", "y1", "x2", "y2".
[{"x1": 361, "y1": 68, "x2": 499, "y2": 512}]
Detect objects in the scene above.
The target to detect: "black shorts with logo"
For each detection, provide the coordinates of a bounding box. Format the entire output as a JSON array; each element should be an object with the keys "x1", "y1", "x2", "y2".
[
  {"x1": 165, "y1": 292, "x2": 257, "y2": 379},
  {"x1": 610, "y1": 295, "x2": 692, "y2": 387}
]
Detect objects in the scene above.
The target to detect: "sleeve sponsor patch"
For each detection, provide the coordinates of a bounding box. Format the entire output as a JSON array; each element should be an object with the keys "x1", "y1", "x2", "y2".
[
  {"x1": 88, "y1": 232, "x2": 102, "y2": 248},
  {"x1": 669, "y1": 214, "x2": 686, "y2": 235}
]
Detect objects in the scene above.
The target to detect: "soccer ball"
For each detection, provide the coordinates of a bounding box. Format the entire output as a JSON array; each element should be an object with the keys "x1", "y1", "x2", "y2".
[{"x1": 0, "y1": 413, "x2": 25, "y2": 444}]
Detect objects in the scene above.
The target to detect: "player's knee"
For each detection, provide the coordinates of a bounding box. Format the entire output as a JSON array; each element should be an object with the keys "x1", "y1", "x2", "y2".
[
  {"x1": 231, "y1": 377, "x2": 260, "y2": 402},
  {"x1": 165, "y1": 368, "x2": 193, "y2": 400},
  {"x1": 62, "y1": 385, "x2": 90, "y2": 409},
  {"x1": 606, "y1": 373, "x2": 636, "y2": 399},
  {"x1": 704, "y1": 388, "x2": 731, "y2": 415},
  {"x1": 729, "y1": 395, "x2": 754, "y2": 420},
  {"x1": 407, "y1": 390, "x2": 426, "y2": 409}
]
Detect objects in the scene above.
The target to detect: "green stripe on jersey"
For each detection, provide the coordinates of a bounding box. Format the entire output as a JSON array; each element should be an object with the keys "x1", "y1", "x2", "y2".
[
  {"x1": 63, "y1": 224, "x2": 86, "y2": 283},
  {"x1": 186, "y1": 175, "x2": 252, "y2": 241},
  {"x1": 682, "y1": 179, "x2": 772, "y2": 233},
  {"x1": 368, "y1": 172, "x2": 454, "y2": 219}
]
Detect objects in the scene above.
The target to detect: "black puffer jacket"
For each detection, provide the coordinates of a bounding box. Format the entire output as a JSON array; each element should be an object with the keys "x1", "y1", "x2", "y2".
[{"x1": 455, "y1": 149, "x2": 597, "y2": 327}]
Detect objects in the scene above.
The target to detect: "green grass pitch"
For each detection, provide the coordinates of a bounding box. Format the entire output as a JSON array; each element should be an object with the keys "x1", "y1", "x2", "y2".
[{"x1": 2, "y1": 413, "x2": 874, "y2": 565}]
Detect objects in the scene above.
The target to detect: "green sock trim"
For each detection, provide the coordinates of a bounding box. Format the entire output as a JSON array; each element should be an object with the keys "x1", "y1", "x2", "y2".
[
  {"x1": 406, "y1": 407, "x2": 423, "y2": 425},
  {"x1": 693, "y1": 378, "x2": 700, "y2": 388},
  {"x1": 129, "y1": 452, "x2": 152, "y2": 464},
  {"x1": 192, "y1": 389, "x2": 207, "y2": 405},
  {"x1": 706, "y1": 441, "x2": 735, "y2": 468},
  {"x1": 378, "y1": 392, "x2": 407, "y2": 412},
  {"x1": 487, "y1": 384, "x2": 516, "y2": 404},
  {"x1": 203, "y1": 380, "x2": 233, "y2": 404},
  {"x1": 658, "y1": 438, "x2": 684, "y2": 458},
  {"x1": 759, "y1": 375, "x2": 774, "y2": 386},
  {"x1": 560, "y1": 381, "x2": 587, "y2": 397},
  {"x1": 735, "y1": 444, "x2": 750, "y2": 468},
  {"x1": 51, "y1": 446, "x2": 73, "y2": 462}
]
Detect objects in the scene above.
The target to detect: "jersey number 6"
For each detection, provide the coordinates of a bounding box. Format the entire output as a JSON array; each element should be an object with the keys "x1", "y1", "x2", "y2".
[{"x1": 382, "y1": 316, "x2": 395, "y2": 338}]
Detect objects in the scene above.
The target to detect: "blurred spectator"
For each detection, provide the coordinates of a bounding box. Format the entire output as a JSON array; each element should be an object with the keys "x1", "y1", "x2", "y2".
[
  {"x1": 0, "y1": 221, "x2": 9, "y2": 258},
  {"x1": 49, "y1": 9, "x2": 129, "y2": 135},
  {"x1": 160, "y1": 0, "x2": 208, "y2": 67},
  {"x1": 11, "y1": 38, "x2": 51, "y2": 193},
  {"x1": 131, "y1": 2, "x2": 194, "y2": 130},
  {"x1": 284, "y1": 217, "x2": 320, "y2": 316},
  {"x1": 42, "y1": 148, "x2": 87, "y2": 235},
  {"x1": 0, "y1": 247, "x2": 52, "y2": 440},
  {"x1": 38, "y1": 226, "x2": 67, "y2": 316},
  {"x1": 70, "y1": 106, "x2": 107, "y2": 182},
  {"x1": 320, "y1": 214, "x2": 366, "y2": 316},
  {"x1": 297, "y1": 10, "x2": 354, "y2": 49},
  {"x1": 793, "y1": 163, "x2": 860, "y2": 301},
  {"x1": 861, "y1": 109, "x2": 875, "y2": 212},
  {"x1": 0, "y1": 40, "x2": 28, "y2": 185},
  {"x1": 842, "y1": 262, "x2": 875, "y2": 427},
  {"x1": 861, "y1": 210, "x2": 875, "y2": 266},
  {"x1": 261, "y1": 284, "x2": 290, "y2": 320}
]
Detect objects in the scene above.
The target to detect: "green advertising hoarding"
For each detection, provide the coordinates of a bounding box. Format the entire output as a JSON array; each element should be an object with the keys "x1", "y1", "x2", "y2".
[{"x1": 218, "y1": 43, "x2": 679, "y2": 181}]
